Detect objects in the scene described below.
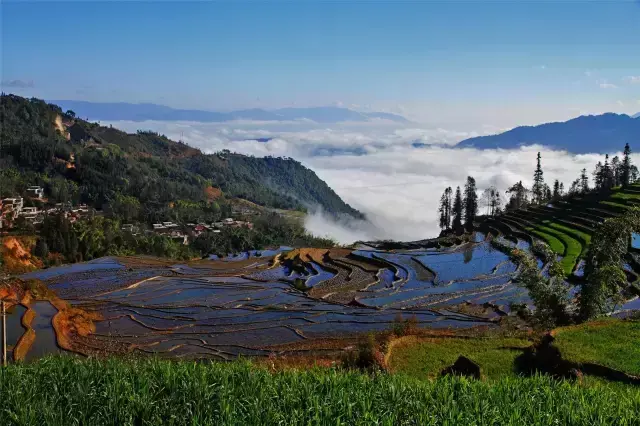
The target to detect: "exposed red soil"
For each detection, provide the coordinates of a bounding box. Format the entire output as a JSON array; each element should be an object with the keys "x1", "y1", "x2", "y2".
[{"x1": 1, "y1": 236, "x2": 43, "y2": 274}]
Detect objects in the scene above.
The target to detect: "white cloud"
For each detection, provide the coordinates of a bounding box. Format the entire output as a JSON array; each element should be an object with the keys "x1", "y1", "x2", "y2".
[
  {"x1": 625, "y1": 76, "x2": 640, "y2": 84},
  {"x1": 104, "y1": 119, "x2": 633, "y2": 244},
  {"x1": 598, "y1": 80, "x2": 618, "y2": 89}
]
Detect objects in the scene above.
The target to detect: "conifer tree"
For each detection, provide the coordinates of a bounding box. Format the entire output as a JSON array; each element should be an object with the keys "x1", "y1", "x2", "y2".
[
  {"x1": 559, "y1": 182, "x2": 564, "y2": 196},
  {"x1": 463, "y1": 176, "x2": 478, "y2": 231},
  {"x1": 544, "y1": 184, "x2": 552, "y2": 202},
  {"x1": 622, "y1": 143, "x2": 632, "y2": 187},
  {"x1": 531, "y1": 152, "x2": 545, "y2": 204},
  {"x1": 593, "y1": 162, "x2": 603, "y2": 191},
  {"x1": 580, "y1": 168, "x2": 590, "y2": 193},
  {"x1": 438, "y1": 187, "x2": 452, "y2": 230},
  {"x1": 452, "y1": 186, "x2": 463, "y2": 231},
  {"x1": 552, "y1": 179, "x2": 560, "y2": 200},
  {"x1": 603, "y1": 154, "x2": 614, "y2": 190},
  {"x1": 611, "y1": 156, "x2": 621, "y2": 187}
]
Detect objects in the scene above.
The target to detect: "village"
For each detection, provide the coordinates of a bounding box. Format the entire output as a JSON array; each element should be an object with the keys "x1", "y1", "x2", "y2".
[{"x1": 0, "y1": 186, "x2": 254, "y2": 244}]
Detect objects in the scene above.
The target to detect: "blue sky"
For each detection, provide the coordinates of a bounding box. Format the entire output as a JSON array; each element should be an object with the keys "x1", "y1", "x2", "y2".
[{"x1": 2, "y1": 0, "x2": 640, "y2": 126}]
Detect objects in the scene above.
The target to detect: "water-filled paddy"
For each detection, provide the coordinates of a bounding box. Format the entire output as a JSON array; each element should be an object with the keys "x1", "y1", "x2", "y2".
[{"x1": 7, "y1": 236, "x2": 633, "y2": 361}]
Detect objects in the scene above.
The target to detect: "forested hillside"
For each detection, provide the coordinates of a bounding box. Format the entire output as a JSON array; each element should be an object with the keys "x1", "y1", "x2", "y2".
[{"x1": 0, "y1": 94, "x2": 361, "y2": 218}]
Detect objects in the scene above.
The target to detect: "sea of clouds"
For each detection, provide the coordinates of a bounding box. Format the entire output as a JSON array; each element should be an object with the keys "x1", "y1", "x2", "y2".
[{"x1": 104, "y1": 118, "x2": 635, "y2": 244}]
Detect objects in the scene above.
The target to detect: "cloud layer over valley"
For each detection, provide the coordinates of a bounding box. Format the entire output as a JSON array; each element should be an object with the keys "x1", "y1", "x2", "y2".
[{"x1": 105, "y1": 119, "x2": 636, "y2": 243}]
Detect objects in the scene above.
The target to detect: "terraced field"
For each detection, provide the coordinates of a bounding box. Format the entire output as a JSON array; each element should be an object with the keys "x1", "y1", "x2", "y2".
[
  {"x1": 4, "y1": 236, "x2": 537, "y2": 361},
  {"x1": 5, "y1": 187, "x2": 640, "y2": 362},
  {"x1": 486, "y1": 185, "x2": 640, "y2": 279}
]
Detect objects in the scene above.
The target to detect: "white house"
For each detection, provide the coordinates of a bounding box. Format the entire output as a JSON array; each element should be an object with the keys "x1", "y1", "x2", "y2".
[{"x1": 26, "y1": 186, "x2": 44, "y2": 199}]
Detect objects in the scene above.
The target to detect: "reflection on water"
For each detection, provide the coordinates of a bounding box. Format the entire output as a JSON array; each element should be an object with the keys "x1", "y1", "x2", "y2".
[
  {"x1": 26, "y1": 302, "x2": 61, "y2": 361},
  {"x1": 14, "y1": 234, "x2": 638, "y2": 361},
  {"x1": 5, "y1": 304, "x2": 27, "y2": 349}
]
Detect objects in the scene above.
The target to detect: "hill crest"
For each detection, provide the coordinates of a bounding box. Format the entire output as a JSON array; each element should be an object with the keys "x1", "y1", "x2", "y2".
[{"x1": 457, "y1": 113, "x2": 640, "y2": 153}]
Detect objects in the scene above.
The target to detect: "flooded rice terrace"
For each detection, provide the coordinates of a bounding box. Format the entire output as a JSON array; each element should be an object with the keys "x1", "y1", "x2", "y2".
[{"x1": 7, "y1": 233, "x2": 535, "y2": 360}]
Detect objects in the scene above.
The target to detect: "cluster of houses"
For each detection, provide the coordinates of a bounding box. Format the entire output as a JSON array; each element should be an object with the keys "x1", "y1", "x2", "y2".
[
  {"x1": 118, "y1": 217, "x2": 254, "y2": 244},
  {"x1": 3, "y1": 186, "x2": 255, "y2": 245},
  {"x1": 1, "y1": 190, "x2": 93, "y2": 230}
]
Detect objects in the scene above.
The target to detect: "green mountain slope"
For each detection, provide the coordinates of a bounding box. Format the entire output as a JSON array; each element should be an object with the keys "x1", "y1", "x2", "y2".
[{"x1": 0, "y1": 94, "x2": 361, "y2": 218}]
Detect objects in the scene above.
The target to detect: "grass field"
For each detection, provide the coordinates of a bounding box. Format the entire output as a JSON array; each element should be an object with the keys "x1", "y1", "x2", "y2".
[
  {"x1": 536, "y1": 225, "x2": 582, "y2": 274},
  {"x1": 543, "y1": 222, "x2": 591, "y2": 248},
  {"x1": 553, "y1": 318, "x2": 640, "y2": 376},
  {"x1": 1, "y1": 356, "x2": 640, "y2": 425},
  {"x1": 526, "y1": 228, "x2": 565, "y2": 255},
  {"x1": 611, "y1": 191, "x2": 640, "y2": 201},
  {"x1": 388, "y1": 336, "x2": 532, "y2": 379}
]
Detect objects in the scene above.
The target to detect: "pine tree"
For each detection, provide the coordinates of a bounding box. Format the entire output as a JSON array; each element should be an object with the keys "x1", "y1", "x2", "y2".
[
  {"x1": 452, "y1": 186, "x2": 463, "y2": 231},
  {"x1": 438, "y1": 192, "x2": 448, "y2": 230},
  {"x1": 569, "y1": 178, "x2": 580, "y2": 195},
  {"x1": 438, "y1": 187, "x2": 452, "y2": 230},
  {"x1": 631, "y1": 165, "x2": 639, "y2": 183},
  {"x1": 544, "y1": 184, "x2": 552, "y2": 202},
  {"x1": 622, "y1": 143, "x2": 632, "y2": 187},
  {"x1": 593, "y1": 162, "x2": 603, "y2": 190},
  {"x1": 463, "y1": 176, "x2": 478, "y2": 232},
  {"x1": 531, "y1": 152, "x2": 545, "y2": 204},
  {"x1": 602, "y1": 154, "x2": 614, "y2": 190},
  {"x1": 580, "y1": 168, "x2": 590, "y2": 193},
  {"x1": 611, "y1": 156, "x2": 621, "y2": 187},
  {"x1": 559, "y1": 182, "x2": 564, "y2": 196},
  {"x1": 552, "y1": 179, "x2": 560, "y2": 200}
]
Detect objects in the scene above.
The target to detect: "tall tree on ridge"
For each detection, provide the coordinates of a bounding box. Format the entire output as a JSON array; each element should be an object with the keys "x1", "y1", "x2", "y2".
[
  {"x1": 580, "y1": 168, "x2": 590, "y2": 194},
  {"x1": 463, "y1": 176, "x2": 478, "y2": 232},
  {"x1": 593, "y1": 161, "x2": 603, "y2": 191},
  {"x1": 603, "y1": 154, "x2": 614, "y2": 190},
  {"x1": 611, "y1": 155, "x2": 621, "y2": 187},
  {"x1": 622, "y1": 143, "x2": 632, "y2": 187},
  {"x1": 531, "y1": 152, "x2": 545, "y2": 204},
  {"x1": 452, "y1": 186, "x2": 463, "y2": 232},
  {"x1": 559, "y1": 182, "x2": 564, "y2": 196},
  {"x1": 506, "y1": 181, "x2": 528, "y2": 211},
  {"x1": 438, "y1": 187, "x2": 452, "y2": 230},
  {"x1": 552, "y1": 179, "x2": 561, "y2": 200},
  {"x1": 544, "y1": 184, "x2": 552, "y2": 203}
]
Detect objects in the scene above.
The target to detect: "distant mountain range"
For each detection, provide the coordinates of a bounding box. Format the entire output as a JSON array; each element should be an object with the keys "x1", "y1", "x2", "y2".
[
  {"x1": 633, "y1": 112, "x2": 640, "y2": 119},
  {"x1": 457, "y1": 113, "x2": 640, "y2": 153},
  {"x1": 48, "y1": 100, "x2": 410, "y2": 124}
]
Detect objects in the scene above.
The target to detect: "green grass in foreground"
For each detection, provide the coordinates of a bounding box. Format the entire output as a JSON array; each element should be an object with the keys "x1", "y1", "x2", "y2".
[
  {"x1": 388, "y1": 336, "x2": 531, "y2": 379},
  {"x1": 554, "y1": 318, "x2": 640, "y2": 376},
  {"x1": 1, "y1": 356, "x2": 640, "y2": 426}
]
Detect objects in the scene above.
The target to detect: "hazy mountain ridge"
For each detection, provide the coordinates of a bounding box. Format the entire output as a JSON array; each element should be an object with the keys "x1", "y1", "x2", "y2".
[
  {"x1": 48, "y1": 100, "x2": 410, "y2": 124},
  {"x1": 457, "y1": 113, "x2": 640, "y2": 153}
]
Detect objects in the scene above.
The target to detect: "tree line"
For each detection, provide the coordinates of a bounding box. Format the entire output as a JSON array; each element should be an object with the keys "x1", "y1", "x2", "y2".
[
  {"x1": 437, "y1": 143, "x2": 638, "y2": 230},
  {"x1": 437, "y1": 176, "x2": 478, "y2": 234}
]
